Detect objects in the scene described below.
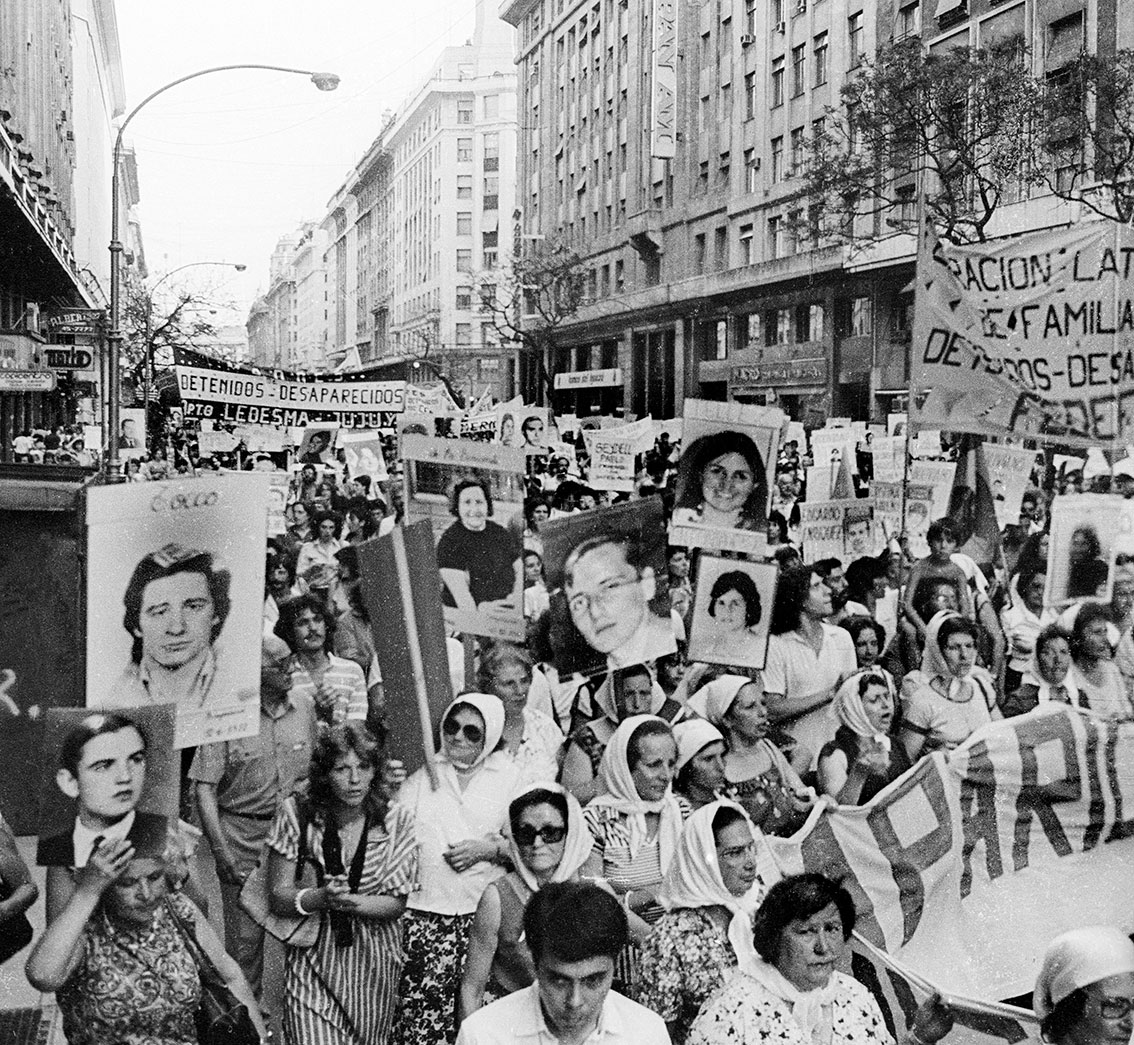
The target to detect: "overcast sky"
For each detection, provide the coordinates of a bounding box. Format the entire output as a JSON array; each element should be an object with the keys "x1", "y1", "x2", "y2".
[{"x1": 116, "y1": 0, "x2": 484, "y2": 327}]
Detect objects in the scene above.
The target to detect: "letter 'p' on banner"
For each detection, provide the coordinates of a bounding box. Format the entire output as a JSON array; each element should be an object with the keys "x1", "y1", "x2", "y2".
[{"x1": 358, "y1": 521, "x2": 453, "y2": 789}]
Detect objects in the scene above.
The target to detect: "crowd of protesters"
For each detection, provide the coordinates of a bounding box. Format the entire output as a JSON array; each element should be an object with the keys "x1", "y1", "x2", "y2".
[{"x1": 3, "y1": 413, "x2": 1134, "y2": 1045}]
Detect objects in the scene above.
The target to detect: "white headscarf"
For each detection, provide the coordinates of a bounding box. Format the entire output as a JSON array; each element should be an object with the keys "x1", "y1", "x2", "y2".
[
  {"x1": 1022, "y1": 632, "x2": 1082, "y2": 707},
  {"x1": 657, "y1": 799, "x2": 768, "y2": 968},
  {"x1": 441, "y1": 692, "x2": 506, "y2": 770},
  {"x1": 687, "y1": 674, "x2": 755, "y2": 728},
  {"x1": 591, "y1": 668, "x2": 667, "y2": 725},
  {"x1": 746, "y1": 956, "x2": 843, "y2": 1045},
  {"x1": 674, "y1": 718, "x2": 726, "y2": 774},
  {"x1": 830, "y1": 671, "x2": 892, "y2": 754},
  {"x1": 1033, "y1": 926, "x2": 1134, "y2": 1018},
  {"x1": 590, "y1": 714, "x2": 684, "y2": 868},
  {"x1": 506, "y1": 781, "x2": 594, "y2": 892},
  {"x1": 918, "y1": 611, "x2": 994, "y2": 703}
]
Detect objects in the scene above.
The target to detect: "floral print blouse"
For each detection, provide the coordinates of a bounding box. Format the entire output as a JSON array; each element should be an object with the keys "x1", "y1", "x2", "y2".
[
  {"x1": 635, "y1": 907, "x2": 737, "y2": 1044},
  {"x1": 688, "y1": 970, "x2": 892, "y2": 1045}
]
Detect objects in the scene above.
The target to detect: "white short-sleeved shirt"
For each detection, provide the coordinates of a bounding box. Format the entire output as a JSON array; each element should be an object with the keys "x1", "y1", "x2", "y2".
[{"x1": 763, "y1": 624, "x2": 857, "y2": 766}]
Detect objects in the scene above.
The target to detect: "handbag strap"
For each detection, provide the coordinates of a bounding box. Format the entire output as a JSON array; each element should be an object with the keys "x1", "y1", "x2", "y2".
[{"x1": 165, "y1": 898, "x2": 223, "y2": 985}]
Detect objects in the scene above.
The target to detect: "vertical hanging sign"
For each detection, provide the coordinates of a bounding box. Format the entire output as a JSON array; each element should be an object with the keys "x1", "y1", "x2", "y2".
[{"x1": 651, "y1": 0, "x2": 677, "y2": 158}]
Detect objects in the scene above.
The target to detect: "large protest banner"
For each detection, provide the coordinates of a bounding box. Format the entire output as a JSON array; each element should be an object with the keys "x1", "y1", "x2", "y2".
[
  {"x1": 910, "y1": 222, "x2": 1134, "y2": 446},
  {"x1": 767, "y1": 706, "x2": 1134, "y2": 1001},
  {"x1": 86, "y1": 474, "x2": 268, "y2": 748},
  {"x1": 174, "y1": 347, "x2": 405, "y2": 428}
]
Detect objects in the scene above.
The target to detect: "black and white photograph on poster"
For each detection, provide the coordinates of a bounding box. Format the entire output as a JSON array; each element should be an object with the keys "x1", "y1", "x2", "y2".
[
  {"x1": 843, "y1": 501, "x2": 877, "y2": 560},
  {"x1": 1046, "y1": 495, "x2": 1131, "y2": 608},
  {"x1": 540, "y1": 496, "x2": 677, "y2": 677},
  {"x1": 36, "y1": 704, "x2": 177, "y2": 867},
  {"x1": 688, "y1": 556, "x2": 777, "y2": 670},
  {"x1": 297, "y1": 426, "x2": 338, "y2": 464},
  {"x1": 86, "y1": 474, "x2": 268, "y2": 749},
  {"x1": 339, "y1": 429, "x2": 389, "y2": 484},
  {"x1": 670, "y1": 398, "x2": 784, "y2": 554},
  {"x1": 517, "y1": 406, "x2": 551, "y2": 455},
  {"x1": 400, "y1": 434, "x2": 527, "y2": 641}
]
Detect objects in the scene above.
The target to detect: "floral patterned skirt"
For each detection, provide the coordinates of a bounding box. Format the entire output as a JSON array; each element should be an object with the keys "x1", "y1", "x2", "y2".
[{"x1": 391, "y1": 910, "x2": 475, "y2": 1045}]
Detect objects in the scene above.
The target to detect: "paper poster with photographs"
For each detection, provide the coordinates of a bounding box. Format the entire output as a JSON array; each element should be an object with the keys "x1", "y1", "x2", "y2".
[
  {"x1": 296, "y1": 425, "x2": 338, "y2": 464},
  {"x1": 86, "y1": 474, "x2": 268, "y2": 749},
  {"x1": 810, "y1": 428, "x2": 860, "y2": 475},
  {"x1": 985, "y1": 444, "x2": 1037, "y2": 527},
  {"x1": 800, "y1": 501, "x2": 853, "y2": 563},
  {"x1": 688, "y1": 556, "x2": 777, "y2": 670},
  {"x1": 400, "y1": 434, "x2": 527, "y2": 641},
  {"x1": 671, "y1": 398, "x2": 784, "y2": 554},
  {"x1": 511, "y1": 406, "x2": 550, "y2": 454},
  {"x1": 37, "y1": 704, "x2": 178, "y2": 866},
  {"x1": 266, "y1": 472, "x2": 290, "y2": 537},
  {"x1": 539, "y1": 495, "x2": 676, "y2": 678},
  {"x1": 585, "y1": 417, "x2": 654, "y2": 493},
  {"x1": 904, "y1": 483, "x2": 939, "y2": 558},
  {"x1": 1046, "y1": 496, "x2": 1130, "y2": 608},
  {"x1": 339, "y1": 429, "x2": 389, "y2": 484},
  {"x1": 119, "y1": 407, "x2": 147, "y2": 460}
]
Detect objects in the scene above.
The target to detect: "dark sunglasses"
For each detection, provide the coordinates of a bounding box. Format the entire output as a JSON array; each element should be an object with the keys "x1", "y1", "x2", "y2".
[
  {"x1": 513, "y1": 823, "x2": 567, "y2": 847},
  {"x1": 442, "y1": 719, "x2": 484, "y2": 745}
]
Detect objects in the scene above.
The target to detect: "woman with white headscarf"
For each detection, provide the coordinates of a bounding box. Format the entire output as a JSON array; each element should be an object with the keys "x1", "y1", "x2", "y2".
[
  {"x1": 393, "y1": 693, "x2": 522, "y2": 1045},
  {"x1": 689, "y1": 873, "x2": 954, "y2": 1045},
  {"x1": 560, "y1": 665, "x2": 683, "y2": 803},
  {"x1": 637, "y1": 800, "x2": 770, "y2": 1043},
  {"x1": 458, "y1": 782, "x2": 593, "y2": 1021},
  {"x1": 900, "y1": 612, "x2": 999, "y2": 763},
  {"x1": 1034, "y1": 926, "x2": 1134, "y2": 1045},
  {"x1": 689, "y1": 674, "x2": 814, "y2": 836},
  {"x1": 581, "y1": 714, "x2": 689, "y2": 990},
  {"x1": 673, "y1": 719, "x2": 729, "y2": 810},
  {"x1": 818, "y1": 671, "x2": 911, "y2": 805},
  {"x1": 1003, "y1": 624, "x2": 1080, "y2": 718}
]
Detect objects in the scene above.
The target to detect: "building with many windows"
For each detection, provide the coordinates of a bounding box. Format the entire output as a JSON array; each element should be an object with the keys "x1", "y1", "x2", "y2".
[{"x1": 501, "y1": 0, "x2": 1124, "y2": 423}]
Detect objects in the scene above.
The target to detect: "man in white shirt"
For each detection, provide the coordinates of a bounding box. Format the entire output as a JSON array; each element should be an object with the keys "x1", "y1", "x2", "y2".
[{"x1": 457, "y1": 881, "x2": 670, "y2": 1045}]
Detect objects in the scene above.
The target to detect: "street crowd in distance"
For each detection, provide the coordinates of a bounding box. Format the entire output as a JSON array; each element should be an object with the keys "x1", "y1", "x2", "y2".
[{"x1": 6, "y1": 407, "x2": 1134, "y2": 1045}]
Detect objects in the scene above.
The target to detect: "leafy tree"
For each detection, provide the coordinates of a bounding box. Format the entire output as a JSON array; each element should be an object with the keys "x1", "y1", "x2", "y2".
[
  {"x1": 797, "y1": 39, "x2": 1043, "y2": 245},
  {"x1": 1038, "y1": 49, "x2": 1134, "y2": 224},
  {"x1": 478, "y1": 238, "x2": 587, "y2": 404}
]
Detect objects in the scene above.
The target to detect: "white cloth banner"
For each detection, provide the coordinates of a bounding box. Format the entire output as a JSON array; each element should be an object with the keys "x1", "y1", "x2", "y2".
[{"x1": 768, "y1": 706, "x2": 1134, "y2": 1001}]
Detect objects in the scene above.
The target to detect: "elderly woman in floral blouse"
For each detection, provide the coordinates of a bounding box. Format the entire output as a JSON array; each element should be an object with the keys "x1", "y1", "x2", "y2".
[{"x1": 636, "y1": 800, "x2": 769, "y2": 1043}]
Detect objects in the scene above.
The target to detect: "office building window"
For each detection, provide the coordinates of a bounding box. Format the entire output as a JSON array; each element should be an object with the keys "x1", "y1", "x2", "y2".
[
  {"x1": 484, "y1": 175, "x2": 500, "y2": 210},
  {"x1": 813, "y1": 32, "x2": 828, "y2": 85},
  {"x1": 456, "y1": 249, "x2": 472, "y2": 272},
  {"x1": 456, "y1": 285, "x2": 473, "y2": 310},
  {"x1": 457, "y1": 99, "x2": 473, "y2": 123},
  {"x1": 744, "y1": 148, "x2": 759, "y2": 193},
  {"x1": 771, "y1": 57, "x2": 785, "y2": 106},
  {"x1": 848, "y1": 11, "x2": 864, "y2": 67},
  {"x1": 482, "y1": 230, "x2": 498, "y2": 269},
  {"x1": 456, "y1": 323, "x2": 472, "y2": 345},
  {"x1": 746, "y1": 312, "x2": 762, "y2": 347},
  {"x1": 771, "y1": 0, "x2": 784, "y2": 23},
  {"x1": 850, "y1": 295, "x2": 872, "y2": 336},
  {"x1": 694, "y1": 233, "x2": 706, "y2": 274},
  {"x1": 791, "y1": 45, "x2": 806, "y2": 96},
  {"x1": 483, "y1": 94, "x2": 500, "y2": 119},
  {"x1": 457, "y1": 175, "x2": 473, "y2": 199},
  {"x1": 483, "y1": 132, "x2": 500, "y2": 171},
  {"x1": 768, "y1": 215, "x2": 785, "y2": 258},
  {"x1": 790, "y1": 127, "x2": 805, "y2": 175},
  {"x1": 771, "y1": 136, "x2": 784, "y2": 181},
  {"x1": 457, "y1": 212, "x2": 472, "y2": 236},
  {"x1": 739, "y1": 223, "x2": 754, "y2": 265},
  {"x1": 745, "y1": 0, "x2": 757, "y2": 35},
  {"x1": 457, "y1": 137, "x2": 473, "y2": 162},
  {"x1": 898, "y1": 2, "x2": 920, "y2": 39},
  {"x1": 745, "y1": 72, "x2": 757, "y2": 119}
]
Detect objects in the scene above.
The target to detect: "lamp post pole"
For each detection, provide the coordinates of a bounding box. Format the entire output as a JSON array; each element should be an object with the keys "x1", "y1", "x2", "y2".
[
  {"x1": 141, "y1": 260, "x2": 246, "y2": 447},
  {"x1": 106, "y1": 64, "x2": 339, "y2": 480}
]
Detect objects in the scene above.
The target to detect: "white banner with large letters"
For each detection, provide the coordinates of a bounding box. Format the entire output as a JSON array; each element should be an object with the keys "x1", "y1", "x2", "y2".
[{"x1": 769, "y1": 705, "x2": 1134, "y2": 1001}]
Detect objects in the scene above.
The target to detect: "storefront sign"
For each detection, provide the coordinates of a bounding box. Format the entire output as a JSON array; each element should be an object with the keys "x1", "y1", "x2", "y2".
[
  {"x1": 45, "y1": 345, "x2": 96, "y2": 373},
  {"x1": 554, "y1": 367, "x2": 624, "y2": 390},
  {"x1": 46, "y1": 308, "x2": 104, "y2": 336},
  {"x1": 730, "y1": 357, "x2": 827, "y2": 388},
  {"x1": 0, "y1": 369, "x2": 57, "y2": 392}
]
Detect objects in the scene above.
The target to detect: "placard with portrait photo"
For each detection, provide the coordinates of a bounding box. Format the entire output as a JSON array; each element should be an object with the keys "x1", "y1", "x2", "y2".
[
  {"x1": 400, "y1": 435, "x2": 527, "y2": 642},
  {"x1": 86, "y1": 474, "x2": 268, "y2": 749},
  {"x1": 37, "y1": 704, "x2": 177, "y2": 867},
  {"x1": 1046, "y1": 495, "x2": 1130, "y2": 609},
  {"x1": 671, "y1": 399, "x2": 784, "y2": 554},
  {"x1": 296, "y1": 426, "x2": 338, "y2": 465},
  {"x1": 688, "y1": 556, "x2": 777, "y2": 670},
  {"x1": 539, "y1": 495, "x2": 676, "y2": 678}
]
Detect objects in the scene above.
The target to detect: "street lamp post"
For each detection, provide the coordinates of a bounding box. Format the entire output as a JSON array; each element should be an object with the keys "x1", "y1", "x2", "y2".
[
  {"x1": 106, "y1": 64, "x2": 339, "y2": 480},
  {"x1": 141, "y1": 260, "x2": 246, "y2": 445}
]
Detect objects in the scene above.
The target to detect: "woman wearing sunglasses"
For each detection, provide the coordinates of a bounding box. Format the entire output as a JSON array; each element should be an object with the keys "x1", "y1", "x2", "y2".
[
  {"x1": 393, "y1": 693, "x2": 522, "y2": 1045},
  {"x1": 457, "y1": 782, "x2": 593, "y2": 1022},
  {"x1": 1034, "y1": 927, "x2": 1134, "y2": 1045}
]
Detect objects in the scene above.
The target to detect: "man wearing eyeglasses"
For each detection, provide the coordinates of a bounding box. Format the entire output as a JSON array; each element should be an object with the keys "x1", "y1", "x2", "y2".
[
  {"x1": 562, "y1": 534, "x2": 677, "y2": 673},
  {"x1": 457, "y1": 881, "x2": 670, "y2": 1045}
]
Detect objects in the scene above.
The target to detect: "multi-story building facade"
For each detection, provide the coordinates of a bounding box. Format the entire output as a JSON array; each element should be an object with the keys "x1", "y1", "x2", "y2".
[
  {"x1": 502, "y1": 0, "x2": 1121, "y2": 423},
  {"x1": 299, "y1": 0, "x2": 518, "y2": 403},
  {"x1": 246, "y1": 224, "x2": 327, "y2": 370},
  {"x1": 0, "y1": 0, "x2": 136, "y2": 456}
]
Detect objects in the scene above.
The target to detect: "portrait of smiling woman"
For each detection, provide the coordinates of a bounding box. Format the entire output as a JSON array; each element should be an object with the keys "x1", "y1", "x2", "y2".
[{"x1": 673, "y1": 430, "x2": 769, "y2": 538}]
